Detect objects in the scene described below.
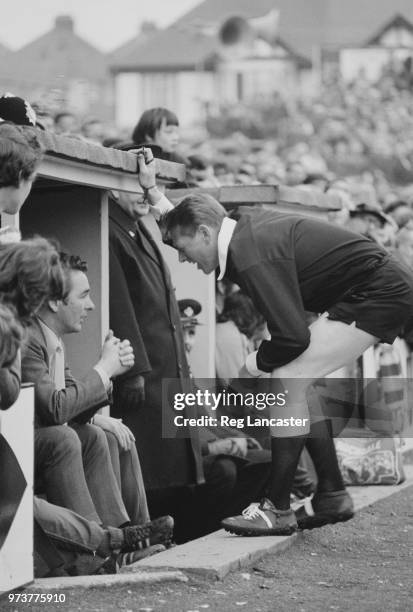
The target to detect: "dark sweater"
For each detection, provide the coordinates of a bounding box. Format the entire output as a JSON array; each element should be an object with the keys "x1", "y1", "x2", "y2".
[{"x1": 225, "y1": 209, "x2": 390, "y2": 372}]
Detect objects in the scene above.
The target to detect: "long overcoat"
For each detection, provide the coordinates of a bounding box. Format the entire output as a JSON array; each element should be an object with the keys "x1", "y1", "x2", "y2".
[{"x1": 109, "y1": 200, "x2": 204, "y2": 490}]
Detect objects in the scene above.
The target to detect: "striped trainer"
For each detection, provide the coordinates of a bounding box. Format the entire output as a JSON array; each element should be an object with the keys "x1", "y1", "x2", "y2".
[{"x1": 221, "y1": 498, "x2": 298, "y2": 536}]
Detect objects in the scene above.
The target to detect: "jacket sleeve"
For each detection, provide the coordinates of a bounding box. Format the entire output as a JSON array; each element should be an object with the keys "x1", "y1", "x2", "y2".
[
  {"x1": 109, "y1": 240, "x2": 152, "y2": 378},
  {"x1": 240, "y1": 260, "x2": 311, "y2": 372},
  {"x1": 21, "y1": 339, "x2": 110, "y2": 426},
  {"x1": 0, "y1": 355, "x2": 21, "y2": 410}
]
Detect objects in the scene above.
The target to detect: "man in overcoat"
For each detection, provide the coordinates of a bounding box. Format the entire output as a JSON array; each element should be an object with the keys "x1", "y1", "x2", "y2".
[{"x1": 108, "y1": 148, "x2": 204, "y2": 537}]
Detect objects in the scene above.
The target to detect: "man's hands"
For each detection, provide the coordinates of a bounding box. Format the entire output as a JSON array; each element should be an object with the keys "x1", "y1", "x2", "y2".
[
  {"x1": 136, "y1": 148, "x2": 156, "y2": 189},
  {"x1": 97, "y1": 330, "x2": 135, "y2": 379},
  {"x1": 136, "y1": 147, "x2": 163, "y2": 205},
  {"x1": 92, "y1": 413, "x2": 135, "y2": 451},
  {"x1": 208, "y1": 436, "x2": 248, "y2": 458}
]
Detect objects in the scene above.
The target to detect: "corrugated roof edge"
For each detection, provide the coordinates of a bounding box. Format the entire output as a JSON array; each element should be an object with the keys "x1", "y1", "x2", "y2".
[{"x1": 36, "y1": 130, "x2": 186, "y2": 182}]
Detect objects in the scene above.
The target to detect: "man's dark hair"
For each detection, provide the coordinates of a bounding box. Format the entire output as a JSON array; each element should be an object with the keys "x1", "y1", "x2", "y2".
[
  {"x1": 0, "y1": 123, "x2": 44, "y2": 187},
  {"x1": 0, "y1": 237, "x2": 65, "y2": 324},
  {"x1": 132, "y1": 107, "x2": 179, "y2": 145},
  {"x1": 160, "y1": 193, "x2": 227, "y2": 241},
  {"x1": 59, "y1": 252, "x2": 87, "y2": 273},
  {"x1": 59, "y1": 253, "x2": 88, "y2": 301}
]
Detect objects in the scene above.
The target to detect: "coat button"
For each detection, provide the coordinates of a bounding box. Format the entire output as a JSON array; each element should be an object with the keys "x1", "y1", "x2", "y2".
[{"x1": 171, "y1": 324, "x2": 176, "y2": 331}]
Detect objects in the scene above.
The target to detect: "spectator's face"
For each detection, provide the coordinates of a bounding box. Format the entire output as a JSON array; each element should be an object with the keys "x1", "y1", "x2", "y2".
[
  {"x1": 182, "y1": 324, "x2": 197, "y2": 354},
  {"x1": 153, "y1": 119, "x2": 179, "y2": 153},
  {"x1": 169, "y1": 226, "x2": 219, "y2": 274},
  {"x1": 57, "y1": 270, "x2": 95, "y2": 334},
  {"x1": 2, "y1": 173, "x2": 36, "y2": 214},
  {"x1": 113, "y1": 189, "x2": 149, "y2": 219}
]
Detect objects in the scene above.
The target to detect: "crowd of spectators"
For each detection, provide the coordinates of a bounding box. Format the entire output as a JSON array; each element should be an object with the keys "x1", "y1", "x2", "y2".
[{"x1": 28, "y1": 70, "x2": 413, "y2": 249}]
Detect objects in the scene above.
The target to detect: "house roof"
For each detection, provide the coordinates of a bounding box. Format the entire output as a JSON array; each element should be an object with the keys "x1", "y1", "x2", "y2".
[
  {"x1": 323, "y1": 0, "x2": 413, "y2": 50},
  {"x1": 366, "y1": 13, "x2": 413, "y2": 46},
  {"x1": 0, "y1": 16, "x2": 107, "y2": 85},
  {"x1": 109, "y1": 26, "x2": 217, "y2": 72},
  {"x1": 109, "y1": 0, "x2": 413, "y2": 72},
  {"x1": 108, "y1": 23, "x2": 158, "y2": 69}
]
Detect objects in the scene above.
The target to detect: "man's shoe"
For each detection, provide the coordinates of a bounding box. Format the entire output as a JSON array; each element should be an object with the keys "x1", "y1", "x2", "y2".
[
  {"x1": 100, "y1": 544, "x2": 166, "y2": 574},
  {"x1": 122, "y1": 515, "x2": 174, "y2": 551},
  {"x1": 146, "y1": 515, "x2": 174, "y2": 548},
  {"x1": 296, "y1": 489, "x2": 354, "y2": 530},
  {"x1": 221, "y1": 498, "x2": 298, "y2": 536}
]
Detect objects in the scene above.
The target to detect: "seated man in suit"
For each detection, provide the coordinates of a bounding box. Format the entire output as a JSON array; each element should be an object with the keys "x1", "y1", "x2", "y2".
[{"x1": 21, "y1": 251, "x2": 173, "y2": 552}]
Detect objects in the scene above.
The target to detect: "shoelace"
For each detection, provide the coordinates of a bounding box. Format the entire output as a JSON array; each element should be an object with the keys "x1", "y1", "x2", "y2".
[{"x1": 241, "y1": 502, "x2": 261, "y2": 520}]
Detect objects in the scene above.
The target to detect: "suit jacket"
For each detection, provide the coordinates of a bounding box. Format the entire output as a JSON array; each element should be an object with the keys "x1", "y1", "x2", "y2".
[
  {"x1": 21, "y1": 318, "x2": 110, "y2": 427},
  {"x1": 109, "y1": 200, "x2": 204, "y2": 489}
]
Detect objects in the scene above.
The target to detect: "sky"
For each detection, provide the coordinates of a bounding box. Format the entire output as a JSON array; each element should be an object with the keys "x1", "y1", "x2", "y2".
[{"x1": 0, "y1": 0, "x2": 201, "y2": 52}]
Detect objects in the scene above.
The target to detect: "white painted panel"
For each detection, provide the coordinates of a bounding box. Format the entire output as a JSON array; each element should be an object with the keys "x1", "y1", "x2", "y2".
[{"x1": 0, "y1": 386, "x2": 34, "y2": 594}]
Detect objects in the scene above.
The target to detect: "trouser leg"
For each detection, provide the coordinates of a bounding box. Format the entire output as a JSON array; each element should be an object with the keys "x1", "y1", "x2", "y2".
[
  {"x1": 72, "y1": 424, "x2": 129, "y2": 527},
  {"x1": 35, "y1": 426, "x2": 100, "y2": 523},
  {"x1": 34, "y1": 496, "x2": 106, "y2": 554},
  {"x1": 105, "y1": 430, "x2": 150, "y2": 525},
  {"x1": 147, "y1": 486, "x2": 192, "y2": 544},
  {"x1": 195, "y1": 456, "x2": 238, "y2": 536}
]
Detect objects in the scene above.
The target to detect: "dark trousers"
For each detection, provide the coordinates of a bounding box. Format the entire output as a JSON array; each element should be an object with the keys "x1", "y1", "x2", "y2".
[{"x1": 35, "y1": 424, "x2": 129, "y2": 527}]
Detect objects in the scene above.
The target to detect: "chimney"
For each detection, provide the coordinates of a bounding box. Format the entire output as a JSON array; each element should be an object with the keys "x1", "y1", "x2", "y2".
[
  {"x1": 55, "y1": 15, "x2": 74, "y2": 33},
  {"x1": 140, "y1": 21, "x2": 157, "y2": 35}
]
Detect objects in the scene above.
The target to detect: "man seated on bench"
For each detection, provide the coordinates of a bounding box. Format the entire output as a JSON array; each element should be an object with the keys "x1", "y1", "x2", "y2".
[{"x1": 21, "y1": 252, "x2": 173, "y2": 559}]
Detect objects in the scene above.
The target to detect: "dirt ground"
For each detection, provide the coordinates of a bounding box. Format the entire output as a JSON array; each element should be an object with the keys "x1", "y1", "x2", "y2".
[{"x1": 2, "y1": 486, "x2": 413, "y2": 612}]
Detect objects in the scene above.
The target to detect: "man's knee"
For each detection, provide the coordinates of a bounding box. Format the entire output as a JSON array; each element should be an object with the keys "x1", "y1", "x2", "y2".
[
  {"x1": 75, "y1": 424, "x2": 110, "y2": 458},
  {"x1": 35, "y1": 425, "x2": 81, "y2": 459}
]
